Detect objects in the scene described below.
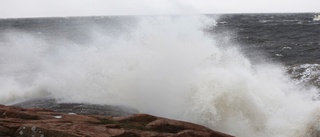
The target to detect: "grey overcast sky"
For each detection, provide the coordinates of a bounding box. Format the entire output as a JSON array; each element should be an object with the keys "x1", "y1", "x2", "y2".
[{"x1": 0, "y1": 0, "x2": 319, "y2": 18}]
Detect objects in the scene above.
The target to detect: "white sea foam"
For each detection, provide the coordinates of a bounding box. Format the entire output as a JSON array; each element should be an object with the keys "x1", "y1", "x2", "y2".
[{"x1": 0, "y1": 16, "x2": 320, "y2": 137}]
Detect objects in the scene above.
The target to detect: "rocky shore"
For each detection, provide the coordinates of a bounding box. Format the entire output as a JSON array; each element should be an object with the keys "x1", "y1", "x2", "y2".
[{"x1": 0, "y1": 100, "x2": 233, "y2": 137}]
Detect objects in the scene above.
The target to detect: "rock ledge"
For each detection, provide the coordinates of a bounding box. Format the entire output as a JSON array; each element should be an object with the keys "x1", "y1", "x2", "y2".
[{"x1": 0, "y1": 104, "x2": 234, "y2": 137}]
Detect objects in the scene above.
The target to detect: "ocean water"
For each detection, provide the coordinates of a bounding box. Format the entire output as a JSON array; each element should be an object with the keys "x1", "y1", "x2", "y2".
[{"x1": 1, "y1": 14, "x2": 320, "y2": 137}]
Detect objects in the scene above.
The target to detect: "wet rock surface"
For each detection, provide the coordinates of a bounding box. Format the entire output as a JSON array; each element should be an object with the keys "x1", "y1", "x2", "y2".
[
  {"x1": 0, "y1": 104, "x2": 234, "y2": 137},
  {"x1": 11, "y1": 98, "x2": 138, "y2": 116}
]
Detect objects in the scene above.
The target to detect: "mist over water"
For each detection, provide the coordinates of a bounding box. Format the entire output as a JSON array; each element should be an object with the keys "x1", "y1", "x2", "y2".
[{"x1": 1, "y1": 15, "x2": 320, "y2": 137}]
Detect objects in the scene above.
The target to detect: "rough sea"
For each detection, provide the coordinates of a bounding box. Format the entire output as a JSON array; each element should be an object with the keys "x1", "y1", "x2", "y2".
[{"x1": 1, "y1": 13, "x2": 320, "y2": 137}]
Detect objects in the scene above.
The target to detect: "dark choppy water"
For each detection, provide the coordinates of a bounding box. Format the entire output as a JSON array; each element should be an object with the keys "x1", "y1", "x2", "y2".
[
  {"x1": 212, "y1": 13, "x2": 320, "y2": 65},
  {"x1": 0, "y1": 16, "x2": 136, "y2": 45}
]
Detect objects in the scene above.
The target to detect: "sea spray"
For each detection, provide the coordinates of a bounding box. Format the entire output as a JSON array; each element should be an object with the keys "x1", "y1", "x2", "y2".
[{"x1": 1, "y1": 16, "x2": 320, "y2": 137}]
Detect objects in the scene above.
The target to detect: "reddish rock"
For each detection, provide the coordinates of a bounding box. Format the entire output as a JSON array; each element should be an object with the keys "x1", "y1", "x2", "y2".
[
  {"x1": 14, "y1": 125, "x2": 80, "y2": 137},
  {"x1": 0, "y1": 104, "x2": 234, "y2": 137},
  {"x1": 115, "y1": 114, "x2": 158, "y2": 123},
  {"x1": 0, "y1": 125, "x2": 13, "y2": 135}
]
